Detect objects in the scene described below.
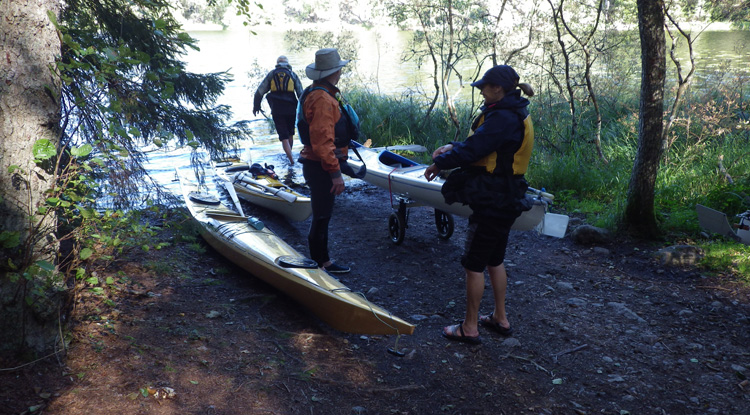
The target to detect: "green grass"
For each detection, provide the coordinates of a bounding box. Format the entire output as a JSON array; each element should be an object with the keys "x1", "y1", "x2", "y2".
[{"x1": 347, "y1": 66, "x2": 750, "y2": 283}]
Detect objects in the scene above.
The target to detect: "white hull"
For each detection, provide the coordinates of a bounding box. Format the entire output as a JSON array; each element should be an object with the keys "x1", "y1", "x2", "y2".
[
  {"x1": 213, "y1": 160, "x2": 312, "y2": 222},
  {"x1": 348, "y1": 144, "x2": 548, "y2": 231}
]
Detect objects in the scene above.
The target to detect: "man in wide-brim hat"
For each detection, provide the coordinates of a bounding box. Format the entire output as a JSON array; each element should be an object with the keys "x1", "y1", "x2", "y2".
[
  {"x1": 296, "y1": 48, "x2": 353, "y2": 275},
  {"x1": 304, "y1": 48, "x2": 350, "y2": 80}
]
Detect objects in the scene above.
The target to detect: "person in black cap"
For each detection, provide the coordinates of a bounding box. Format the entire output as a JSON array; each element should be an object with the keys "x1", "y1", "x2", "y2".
[
  {"x1": 425, "y1": 64, "x2": 535, "y2": 344},
  {"x1": 253, "y1": 55, "x2": 304, "y2": 164}
]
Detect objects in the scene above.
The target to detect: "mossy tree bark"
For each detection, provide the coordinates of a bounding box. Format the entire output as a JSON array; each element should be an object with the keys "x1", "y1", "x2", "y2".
[{"x1": 0, "y1": 0, "x2": 63, "y2": 356}]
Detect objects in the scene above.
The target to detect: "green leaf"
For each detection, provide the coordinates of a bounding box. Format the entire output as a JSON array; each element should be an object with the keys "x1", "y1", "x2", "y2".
[
  {"x1": 85, "y1": 276, "x2": 99, "y2": 285},
  {"x1": 70, "y1": 144, "x2": 93, "y2": 158},
  {"x1": 80, "y1": 247, "x2": 94, "y2": 260},
  {"x1": 36, "y1": 260, "x2": 56, "y2": 272},
  {"x1": 0, "y1": 231, "x2": 21, "y2": 249},
  {"x1": 33, "y1": 139, "x2": 57, "y2": 160},
  {"x1": 8, "y1": 164, "x2": 20, "y2": 173},
  {"x1": 106, "y1": 276, "x2": 115, "y2": 285}
]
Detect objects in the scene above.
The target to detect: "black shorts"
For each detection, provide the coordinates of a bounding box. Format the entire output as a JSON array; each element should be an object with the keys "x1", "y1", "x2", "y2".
[
  {"x1": 271, "y1": 112, "x2": 296, "y2": 140},
  {"x1": 461, "y1": 215, "x2": 515, "y2": 273}
]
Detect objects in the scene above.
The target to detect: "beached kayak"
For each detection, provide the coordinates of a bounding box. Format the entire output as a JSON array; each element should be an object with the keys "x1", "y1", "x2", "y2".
[
  {"x1": 176, "y1": 167, "x2": 415, "y2": 335},
  {"x1": 213, "y1": 159, "x2": 312, "y2": 222},
  {"x1": 347, "y1": 142, "x2": 562, "y2": 243}
]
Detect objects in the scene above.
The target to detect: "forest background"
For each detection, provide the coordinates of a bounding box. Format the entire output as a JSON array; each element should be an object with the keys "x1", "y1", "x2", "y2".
[{"x1": 0, "y1": 0, "x2": 749, "y2": 359}]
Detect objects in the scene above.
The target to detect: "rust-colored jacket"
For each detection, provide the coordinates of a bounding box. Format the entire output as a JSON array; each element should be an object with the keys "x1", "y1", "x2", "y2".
[{"x1": 299, "y1": 82, "x2": 348, "y2": 179}]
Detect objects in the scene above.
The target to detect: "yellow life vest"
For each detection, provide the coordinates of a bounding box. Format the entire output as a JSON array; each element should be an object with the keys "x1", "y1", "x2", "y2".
[
  {"x1": 469, "y1": 112, "x2": 534, "y2": 175},
  {"x1": 270, "y1": 69, "x2": 295, "y2": 93}
]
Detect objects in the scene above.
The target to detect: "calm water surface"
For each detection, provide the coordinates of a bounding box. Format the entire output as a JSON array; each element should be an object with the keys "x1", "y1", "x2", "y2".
[{"x1": 148, "y1": 27, "x2": 750, "y2": 196}]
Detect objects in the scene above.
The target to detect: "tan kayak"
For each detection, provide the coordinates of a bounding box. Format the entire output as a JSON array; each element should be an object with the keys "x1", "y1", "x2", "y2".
[
  {"x1": 213, "y1": 158, "x2": 312, "y2": 222},
  {"x1": 176, "y1": 168, "x2": 415, "y2": 336}
]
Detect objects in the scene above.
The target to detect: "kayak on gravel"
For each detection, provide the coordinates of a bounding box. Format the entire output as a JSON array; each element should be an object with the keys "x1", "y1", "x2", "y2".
[
  {"x1": 346, "y1": 141, "x2": 569, "y2": 244},
  {"x1": 175, "y1": 167, "x2": 415, "y2": 336},
  {"x1": 213, "y1": 158, "x2": 312, "y2": 222}
]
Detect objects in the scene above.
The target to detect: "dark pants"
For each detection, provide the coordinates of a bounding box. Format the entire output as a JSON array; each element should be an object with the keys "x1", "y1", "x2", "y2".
[
  {"x1": 461, "y1": 215, "x2": 515, "y2": 273},
  {"x1": 271, "y1": 112, "x2": 296, "y2": 140},
  {"x1": 301, "y1": 160, "x2": 336, "y2": 267}
]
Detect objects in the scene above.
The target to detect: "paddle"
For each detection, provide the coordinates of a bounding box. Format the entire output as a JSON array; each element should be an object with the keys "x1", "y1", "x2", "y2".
[
  {"x1": 222, "y1": 179, "x2": 245, "y2": 217},
  {"x1": 377, "y1": 144, "x2": 428, "y2": 153},
  {"x1": 352, "y1": 139, "x2": 428, "y2": 153},
  {"x1": 528, "y1": 186, "x2": 555, "y2": 201},
  {"x1": 235, "y1": 172, "x2": 298, "y2": 203}
]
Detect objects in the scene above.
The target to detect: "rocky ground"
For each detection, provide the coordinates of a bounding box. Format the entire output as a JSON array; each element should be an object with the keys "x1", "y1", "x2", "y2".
[{"x1": 2, "y1": 178, "x2": 750, "y2": 415}]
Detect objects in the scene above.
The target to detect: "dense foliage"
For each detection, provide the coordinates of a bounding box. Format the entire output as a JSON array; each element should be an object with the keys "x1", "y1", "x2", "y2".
[{"x1": 57, "y1": 0, "x2": 252, "y2": 209}]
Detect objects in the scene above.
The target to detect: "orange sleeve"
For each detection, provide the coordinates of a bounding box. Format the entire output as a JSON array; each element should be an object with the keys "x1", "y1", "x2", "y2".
[{"x1": 304, "y1": 90, "x2": 342, "y2": 175}]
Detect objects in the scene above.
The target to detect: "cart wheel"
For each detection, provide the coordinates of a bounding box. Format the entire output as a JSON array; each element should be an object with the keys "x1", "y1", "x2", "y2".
[
  {"x1": 388, "y1": 212, "x2": 406, "y2": 245},
  {"x1": 435, "y1": 209, "x2": 454, "y2": 240}
]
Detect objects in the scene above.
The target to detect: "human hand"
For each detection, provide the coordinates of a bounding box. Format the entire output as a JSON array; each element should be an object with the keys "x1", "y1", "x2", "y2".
[
  {"x1": 424, "y1": 164, "x2": 440, "y2": 182},
  {"x1": 330, "y1": 176, "x2": 345, "y2": 195},
  {"x1": 253, "y1": 108, "x2": 260, "y2": 116},
  {"x1": 432, "y1": 144, "x2": 453, "y2": 159}
]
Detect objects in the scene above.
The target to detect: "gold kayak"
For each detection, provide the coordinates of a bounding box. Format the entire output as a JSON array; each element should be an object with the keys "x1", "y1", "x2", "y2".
[{"x1": 176, "y1": 168, "x2": 415, "y2": 336}]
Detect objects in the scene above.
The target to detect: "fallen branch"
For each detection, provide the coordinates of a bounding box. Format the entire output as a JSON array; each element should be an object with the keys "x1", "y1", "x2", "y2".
[
  {"x1": 550, "y1": 344, "x2": 588, "y2": 363},
  {"x1": 502, "y1": 353, "x2": 552, "y2": 375}
]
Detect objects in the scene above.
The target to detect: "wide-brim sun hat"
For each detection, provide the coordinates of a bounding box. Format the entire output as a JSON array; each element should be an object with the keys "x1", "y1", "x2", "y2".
[
  {"x1": 471, "y1": 65, "x2": 519, "y2": 92},
  {"x1": 305, "y1": 48, "x2": 350, "y2": 80}
]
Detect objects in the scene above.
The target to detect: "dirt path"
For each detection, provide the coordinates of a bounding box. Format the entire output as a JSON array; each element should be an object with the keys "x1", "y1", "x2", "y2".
[{"x1": 2, "y1": 181, "x2": 750, "y2": 415}]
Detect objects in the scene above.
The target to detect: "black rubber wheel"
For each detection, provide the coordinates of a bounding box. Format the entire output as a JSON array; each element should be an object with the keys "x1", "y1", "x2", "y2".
[
  {"x1": 435, "y1": 209, "x2": 454, "y2": 240},
  {"x1": 388, "y1": 212, "x2": 406, "y2": 245}
]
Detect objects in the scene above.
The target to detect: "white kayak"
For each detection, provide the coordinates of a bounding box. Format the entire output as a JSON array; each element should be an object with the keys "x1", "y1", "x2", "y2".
[
  {"x1": 175, "y1": 167, "x2": 415, "y2": 336},
  {"x1": 213, "y1": 159, "x2": 312, "y2": 222},
  {"x1": 347, "y1": 142, "x2": 566, "y2": 243}
]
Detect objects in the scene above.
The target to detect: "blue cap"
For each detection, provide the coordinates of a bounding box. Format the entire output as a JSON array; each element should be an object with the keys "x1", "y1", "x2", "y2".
[{"x1": 471, "y1": 65, "x2": 519, "y2": 91}]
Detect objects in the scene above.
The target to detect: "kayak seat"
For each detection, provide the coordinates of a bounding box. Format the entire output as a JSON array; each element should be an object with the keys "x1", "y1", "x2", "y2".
[{"x1": 379, "y1": 151, "x2": 419, "y2": 168}]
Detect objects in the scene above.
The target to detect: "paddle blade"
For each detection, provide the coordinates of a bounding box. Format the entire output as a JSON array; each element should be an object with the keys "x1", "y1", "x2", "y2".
[
  {"x1": 273, "y1": 189, "x2": 297, "y2": 203},
  {"x1": 223, "y1": 180, "x2": 245, "y2": 217}
]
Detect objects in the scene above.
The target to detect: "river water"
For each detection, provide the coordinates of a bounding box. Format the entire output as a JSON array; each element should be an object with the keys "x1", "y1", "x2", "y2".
[{"x1": 147, "y1": 27, "x2": 750, "y2": 198}]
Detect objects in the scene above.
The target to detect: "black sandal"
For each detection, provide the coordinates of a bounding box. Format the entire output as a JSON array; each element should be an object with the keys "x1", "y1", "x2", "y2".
[
  {"x1": 442, "y1": 322, "x2": 481, "y2": 345},
  {"x1": 479, "y1": 312, "x2": 513, "y2": 336}
]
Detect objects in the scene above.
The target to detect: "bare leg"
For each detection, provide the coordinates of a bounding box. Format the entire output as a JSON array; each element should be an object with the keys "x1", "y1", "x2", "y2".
[
  {"x1": 486, "y1": 263, "x2": 510, "y2": 329},
  {"x1": 445, "y1": 268, "x2": 484, "y2": 338},
  {"x1": 282, "y1": 137, "x2": 294, "y2": 164}
]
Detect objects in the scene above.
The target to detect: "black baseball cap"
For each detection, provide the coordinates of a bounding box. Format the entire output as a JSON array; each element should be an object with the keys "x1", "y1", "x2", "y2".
[{"x1": 471, "y1": 65, "x2": 519, "y2": 91}]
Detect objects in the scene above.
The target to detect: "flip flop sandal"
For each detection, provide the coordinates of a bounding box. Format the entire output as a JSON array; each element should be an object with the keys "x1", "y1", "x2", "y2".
[
  {"x1": 442, "y1": 322, "x2": 481, "y2": 345},
  {"x1": 479, "y1": 312, "x2": 513, "y2": 336}
]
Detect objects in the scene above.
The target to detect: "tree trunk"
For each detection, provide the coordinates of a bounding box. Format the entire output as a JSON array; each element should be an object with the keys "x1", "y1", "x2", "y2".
[
  {"x1": 0, "y1": 0, "x2": 63, "y2": 355},
  {"x1": 623, "y1": 0, "x2": 665, "y2": 238}
]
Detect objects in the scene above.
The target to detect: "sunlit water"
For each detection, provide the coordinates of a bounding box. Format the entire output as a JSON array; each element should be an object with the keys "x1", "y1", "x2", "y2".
[{"x1": 146, "y1": 27, "x2": 750, "y2": 201}]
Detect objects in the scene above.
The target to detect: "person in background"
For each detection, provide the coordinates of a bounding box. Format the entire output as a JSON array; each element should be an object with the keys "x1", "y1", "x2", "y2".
[
  {"x1": 253, "y1": 55, "x2": 304, "y2": 164},
  {"x1": 424, "y1": 64, "x2": 535, "y2": 344},
  {"x1": 296, "y1": 48, "x2": 355, "y2": 275}
]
